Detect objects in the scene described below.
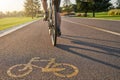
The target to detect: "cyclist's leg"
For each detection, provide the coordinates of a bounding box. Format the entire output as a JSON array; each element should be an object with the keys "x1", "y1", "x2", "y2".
[
  {"x1": 56, "y1": 0, "x2": 61, "y2": 26},
  {"x1": 57, "y1": 13, "x2": 61, "y2": 36},
  {"x1": 57, "y1": 12, "x2": 61, "y2": 28},
  {"x1": 56, "y1": 0, "x2": 61, "y2": 36},
  {"x1": 41, "y1": 0, "x2": 48, "y2": 21}
]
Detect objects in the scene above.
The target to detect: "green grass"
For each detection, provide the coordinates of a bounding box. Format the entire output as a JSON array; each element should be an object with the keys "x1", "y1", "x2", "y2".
[
  {"x1": 76, "y1": 12, "x2": 120, "y2": 20},
  {"x1": 0, "y1": 17, "x2": 40, "y2": 30}
]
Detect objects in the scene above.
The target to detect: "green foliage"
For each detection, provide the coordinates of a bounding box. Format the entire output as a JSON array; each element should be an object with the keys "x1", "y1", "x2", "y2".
[
  {"x1": 24, "y1": 0, "x2": 41, "y2": 18},
  {"x1": 76, "y1": 0, "x2": 112, "y2": 12},
  {"x1": 108, "y1": 9, "x2": 120, "y2": 15},
  {"x1": 76, "y1": 12, "x2": 120, "y2": 20},
  {"x1": 76, "y1": 0, "x2": 81, "y2": 12},
  {"x1": 76, "y1": 13, "x2": 82, "y2": 16},
  {"x1": 62, "y1": 4, "x2": 74, "y2": 13},
  {"x1": 75, "y1": 12, "x2": 88, "y2": 17},
  {"x1": 0, "y1": 12, "x2": 6, "y2": 18},
  {"x1": 63, "y1": 0, "x2": 72, "y2": 7},
  {"x1": 93, "y1": 0, "x2": 112, "y2": 11},
  {"x1": 116, "y1": 0, "x2": 120, "y2": 9},
  {"x1": 76, "y1": 0, "x2": 112, "y2": 17},
  {"x1": 72, "y1": 4, "x2": 77, "y2": 12},
  {"x1": 0, "y1": 11, "x2": 25, "y2": 18},
  {"x1": 62, "y1": 0, "x2": 75, "y2": 14}
]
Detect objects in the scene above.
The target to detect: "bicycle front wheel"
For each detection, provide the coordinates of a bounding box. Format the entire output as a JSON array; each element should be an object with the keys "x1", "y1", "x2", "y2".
[
  {"x1": 7, "y1": 64, "x2": 32, "y2": 78},
  {"x1": 50, "y1": 2, "x2": 58, "y2": 46}
]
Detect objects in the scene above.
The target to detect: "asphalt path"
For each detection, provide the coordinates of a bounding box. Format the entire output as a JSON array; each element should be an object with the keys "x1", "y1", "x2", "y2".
[{"x1": 0, "y1": 17, "x2": 120, "y2": 80}]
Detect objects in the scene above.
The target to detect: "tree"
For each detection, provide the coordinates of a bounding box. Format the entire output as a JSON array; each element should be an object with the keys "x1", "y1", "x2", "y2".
[
  {"x1": 72, "y1": 4, "x2": 77, "y2": 12},
  {"x1": 76, "y1": 0, "x2": 81, "y2": 12},
  {"x1": 6, "y1": 11, "x2": 11, "y2": 17},
  {"x1": 34, "y1": 0, "x2": 41, "y2": 17},
  {"x1": 0, "y1": 11, "x2": 5, "y2": 18},
  {"x1": 24, "y1": 0, "x2": 33, "y2": 18},
  {"x1": 62, "y1": 0, "x2": 74, "y2": 14},
  {"x1": 116, "y1": 0, "x2": 120, "y2": 9},
  {"x1": 76, "y1": 0, "x2": 112, "y2": 17},
  {"x1": 63, "y1": 0, "x2": 72, "y2": 7},
  {"x1": 92, "y1": 0, "x2": 112, "y2": 17},
  {"x1": 76, "y1": 0, "x2": 92, "y2": 16},
  {"x1": 24, "y1": 0, "x2": 41, "y2": 18},
  {"x1": 62, "y1": 4, "x2": 74, "y2": 14},
  {"x1": 11, "y1": 11, "x2": 25, "y2": 17}
]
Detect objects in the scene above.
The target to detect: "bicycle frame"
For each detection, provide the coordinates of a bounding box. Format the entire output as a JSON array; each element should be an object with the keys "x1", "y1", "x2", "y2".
[{"x1": 48, "y1": 0, "x2": 58, "y2": 46}]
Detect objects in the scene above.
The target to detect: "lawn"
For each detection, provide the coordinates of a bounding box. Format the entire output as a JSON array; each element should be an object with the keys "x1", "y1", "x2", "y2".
[
  {"x1": 89, "y1": 12, "x2": 120, "y2": 20},
  {"x1": 77, "y1": 12, "x2": 120, "y2": 20},
  {"x1": 0, "y1": 17, "x2": 40, "y2": 30}
]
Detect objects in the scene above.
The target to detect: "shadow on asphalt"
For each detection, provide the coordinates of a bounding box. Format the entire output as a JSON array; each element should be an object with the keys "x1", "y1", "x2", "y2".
[
  {"x1": 57, "y1": 35, "x2": 120, "y2": 70},
  {"x1": 62, "y1": 35, "x2": 120, "y2": 44}
]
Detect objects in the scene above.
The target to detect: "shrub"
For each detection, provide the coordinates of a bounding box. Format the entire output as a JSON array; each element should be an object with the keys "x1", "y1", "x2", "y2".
[
  {"x1": 76, "y1": 13, "x2": 82, "y2": 17},
  {"x1": 108, "y1": 9, "x2": 120, "y2": 15},
  {"x1": 60, "y1": 12, "x2": 69, "y2": 16},
  {"x1": 75, "y1": 13, "x2": 90, "y2": 17}
]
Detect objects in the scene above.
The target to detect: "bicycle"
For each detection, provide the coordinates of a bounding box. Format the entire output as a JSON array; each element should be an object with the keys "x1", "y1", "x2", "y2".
[
  {"x1": 48, "y1": 0, "x2": 61, "y2": 46},
  {"x1": 7, "y1": 57, "x2": 79, "y2": 78}
]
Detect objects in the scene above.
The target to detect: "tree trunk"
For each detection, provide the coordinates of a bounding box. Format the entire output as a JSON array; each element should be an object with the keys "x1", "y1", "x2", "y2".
[
  {"x1": 92, "y1": 4, "x2": 95, "y2": 17},
  {"x1": 84, "y1": 10, "x2": 88, "y2": 17},
  {"x1": 84, "y1": 2, "x2": 88, "y2": 17},
  {"x1": 93, "y1": 10, "x2": 95, "y2": 17}
]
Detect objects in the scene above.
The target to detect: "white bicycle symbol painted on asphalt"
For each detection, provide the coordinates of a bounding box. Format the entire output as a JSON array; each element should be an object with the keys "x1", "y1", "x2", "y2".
[{"x1": 7, "y1": 57, "x2": 79, "y2": 78}]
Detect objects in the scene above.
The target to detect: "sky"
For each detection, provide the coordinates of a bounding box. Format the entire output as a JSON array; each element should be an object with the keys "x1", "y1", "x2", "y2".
[
  {"x1": 0, "y1": 0, "x2": 116, "y2": 13},
  {"x1": 0, "y1": 0, "x2": 25, "y2": 12}
]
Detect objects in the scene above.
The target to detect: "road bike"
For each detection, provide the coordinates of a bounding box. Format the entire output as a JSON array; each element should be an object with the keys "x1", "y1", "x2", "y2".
[
  {"x1": 48, "y1": 0, "x2": 60, "y2": 46},
  {"x1": 7, "y1": 57, "x2": 79, "y2": 78}
]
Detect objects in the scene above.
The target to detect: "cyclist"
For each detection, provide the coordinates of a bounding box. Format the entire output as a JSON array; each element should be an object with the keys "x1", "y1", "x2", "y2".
[{"x1": 41, "y1": 0, "x2": 61, "y2": 36}]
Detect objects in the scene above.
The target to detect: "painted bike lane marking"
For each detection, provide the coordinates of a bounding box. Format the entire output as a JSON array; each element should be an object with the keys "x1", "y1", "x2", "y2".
[{"x1": 7, "y1": 57, "x2": 79, "y2": 78}]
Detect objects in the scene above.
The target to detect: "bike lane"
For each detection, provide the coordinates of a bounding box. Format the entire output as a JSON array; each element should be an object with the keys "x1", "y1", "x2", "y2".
[
  {"x1": 0, "y1": 18, "x2": 120, "y2": 80},
  {"x1": 0, "y1": 20, "x2": 80, "y2": 80}
]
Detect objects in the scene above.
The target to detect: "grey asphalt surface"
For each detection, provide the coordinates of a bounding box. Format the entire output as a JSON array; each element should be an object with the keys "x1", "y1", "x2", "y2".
[{"x1": 0, "y1": 17, "x2": 120, "y2": 80}]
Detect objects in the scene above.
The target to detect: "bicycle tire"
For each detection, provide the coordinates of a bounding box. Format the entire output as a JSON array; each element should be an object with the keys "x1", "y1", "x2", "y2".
[{"x1": 49, "y1": 0, "x2": 58, "y2": 46}]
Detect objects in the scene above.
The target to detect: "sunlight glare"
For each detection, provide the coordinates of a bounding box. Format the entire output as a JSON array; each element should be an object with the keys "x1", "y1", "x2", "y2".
[{"x1": 0, "y1": 0, "x2": 24, "y2": 12}]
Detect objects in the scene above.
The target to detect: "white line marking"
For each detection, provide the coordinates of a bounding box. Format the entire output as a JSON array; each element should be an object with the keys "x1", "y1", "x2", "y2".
[
  {"x1": 0, "y1": 20, "x2": 39, "y2": 38},
  {"x1": 63, "y1": 19, "x2": 120, "y2": 36}
]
